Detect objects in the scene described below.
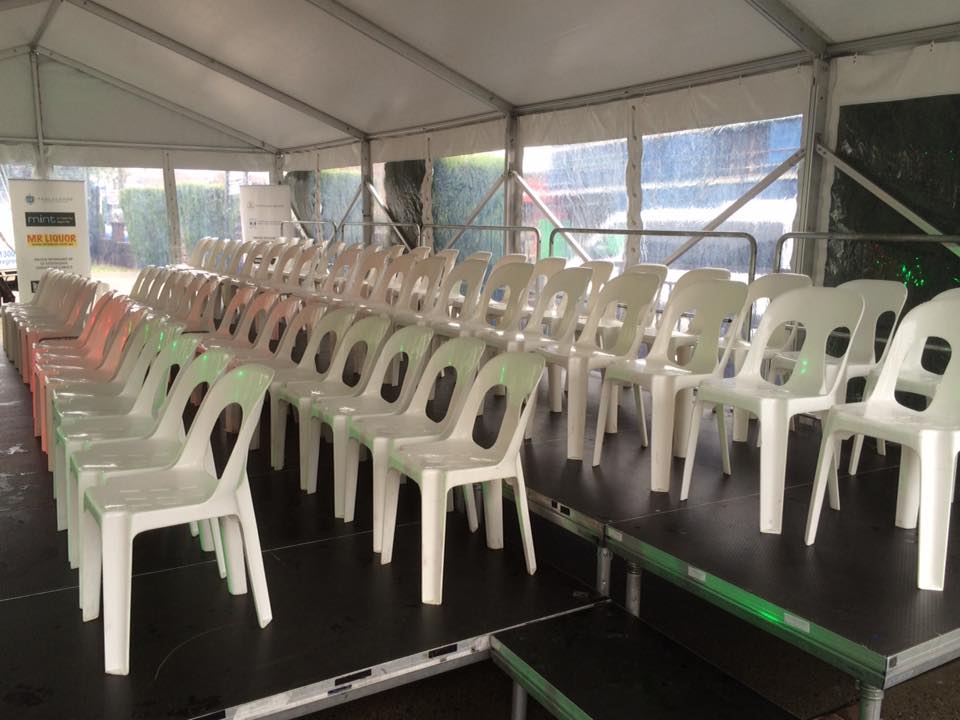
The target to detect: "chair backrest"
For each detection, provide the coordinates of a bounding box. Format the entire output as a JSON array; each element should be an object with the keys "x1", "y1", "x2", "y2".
[
  {"x1": 427, "y1": 258, "x2": 489, "y2": 321},
  {"x1": 65, "y1": 294, "x2": 130, "y2": 355},
  {"x1": 445, "y1": 351, "x2": 545, "y2": 460},
  {"x1": 355, "y1": 326, "x2": 436, "y2": 408},
  {"x1": 247, "y1": 296, "x2": 302, "y2": 353},
  {"x1": 129, "y1": 267, "x2": 156, "y2": 300},
  {"x1": 109, "y1": 318, "x2": 182, "y2": 404},
  {"x1": 255, "y1": 242, "x2": 288, "y2": 281},
  {"x1": 188, "y1": 237, "x2": 214, "y2": 267},
  {"x1": 229, "y1": 290, "x2": 278, "y2": 346},
  {"x1": 294, "y1": 306, "x2": 357, "y2": 373},
  {"x1": 184, "y1": 277, "x2": 222, "y2": 333},
  {"x1": 647, "y1": 278, "x2": 748, "y2": 374},
  {"x1": 320, "y1": 244, "x2": 363, "y2": 294},
  {"x1": 869, "y1": 296, "x2": 960, "y2": 423},
  {"x1": 471, "y1": 262, "x2": 534, "y2": 331},
  {"x1": 70, "y1": 290, "x2": 117, "y2": 347},
  {"x1": 269, "y1": 302, "x2": 324, "y2": 364},
  {"x1": 466, "y1": 250, "x2": 493, "y2": 265},
  {"x1": 742, "y1": 272, "x2": 812, "y2": 342},
  {"x1": 226, "y1": 241, "x2": 257, "y2": 276},
  {"x1": 394, "y1": 255, "x2": 447, "y2": 313},
  {"x1": 344, "y1": 248, "x2": 391, "y2": 300},
  {"x1": 436, "y1": 248, "x2": 459, "y2": 276},
  {"x1": 527, "y1": 267, "x2": 594, "y2": 344},
  {"x1": 578, "y1": 272, "x2": 662, "y2": 356},
  {"x1": 838, "y1": 279, "x2": 908, "y2": 365},
  {"x1": 209, "y1": 286, "x2": 256, "y2": 339},
  {"x1": 131, "y1": 332, "x2": 200, "y2": 417},
  {"x1": 324, "y1": 314, "x2": 392, "y2": 390},
  {"x1": 580, "y1": 260, "x2": 615, "y2": 316},
  {"x1": 409, "y1": 246, "x2": 432, "y2": 260},
  {"x1": 367, "y1": 253, "x2": 418, "y2": 306},
  {"x1": 402, "y1": 336, "x2": 488, "y2": 426},
  {"x1": 270, "y1": 244, "x2": 303, "y2": 286},
  {"x1": 217, "y1": 240, "x2": 242, "y2": 273},
  {"x1": 740, "y1": 287, "x2": 864, "y2": 397},
  {"x1": 617, "y1": 263, "x2": 668, "y2": 325},
  {"x1": 286, "y1": 244, "x2": 321, "y2": 290},
  {"x1": 184, "y1": 364, "x2": 273, "y2": 492}
]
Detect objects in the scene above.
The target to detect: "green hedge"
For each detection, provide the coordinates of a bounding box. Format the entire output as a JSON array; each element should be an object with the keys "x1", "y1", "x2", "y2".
[{"x1": 119, "y1": 187, "x2": 169, "y2": 266}]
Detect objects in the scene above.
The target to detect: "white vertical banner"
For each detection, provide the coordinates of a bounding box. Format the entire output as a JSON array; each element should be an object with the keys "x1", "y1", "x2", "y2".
[
  {"x1": 239, "y1": 184, "x2": 291, "y2": 243},
  {"x1": 10, "y1": 179, "x2": 90, "y2": 301}
]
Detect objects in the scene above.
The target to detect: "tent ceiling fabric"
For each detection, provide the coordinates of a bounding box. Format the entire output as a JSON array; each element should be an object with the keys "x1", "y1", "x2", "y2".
[
  {"x1": 0, "y1": 0, "x2": 957, "y2": 166},
  {"x1": 787, "y1": 0, "x2": 960, "y2": 43},
  {"x1": 337, "y1": 0, "x2": 797, "y2": 106},
  {"x1": 0, "y1": 2, "x2": 46, "y2": 48}
]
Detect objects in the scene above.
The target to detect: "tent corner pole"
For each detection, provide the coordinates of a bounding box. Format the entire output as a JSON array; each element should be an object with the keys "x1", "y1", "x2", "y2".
[{"x1": 360, "y1": 139, "x2": 373, "y2": 245}]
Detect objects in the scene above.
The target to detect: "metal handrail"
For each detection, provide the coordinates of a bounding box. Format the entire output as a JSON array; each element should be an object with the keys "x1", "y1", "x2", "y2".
[
  {"x1": 338, "y1": 221, "x2": 422, "y2": 247},
  {"x1": 548, "y1": 227, "x2": 758, "y2": 282},
  {"x1": 772, "y1": 232, "x2": 960, "y2": 273},
  {"x1": 424, "y1": 223, "x2": 541, "y2": 256}
]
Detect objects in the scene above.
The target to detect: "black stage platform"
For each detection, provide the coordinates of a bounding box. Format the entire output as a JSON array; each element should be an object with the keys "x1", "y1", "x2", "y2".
[
  {"x1": 0, "y1": 355, "x2": 598, "y2": 720},
  {"x1": 514, "y1": 375, "x2": 960, "y2": 698},
  {"x1": 492, "y1": 602, "x2": 795, "y2": 720}
]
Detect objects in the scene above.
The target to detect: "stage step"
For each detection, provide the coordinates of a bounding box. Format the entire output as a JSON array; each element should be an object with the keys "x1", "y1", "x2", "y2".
[{"x1": 491, "y1": 601, "x2": 794, "y2": 719}]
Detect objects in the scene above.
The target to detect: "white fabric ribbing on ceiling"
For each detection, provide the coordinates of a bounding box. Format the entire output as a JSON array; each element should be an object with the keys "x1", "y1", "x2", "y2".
[{"x1": 44, "y1": 144, "x2": 275, "y2": 171}]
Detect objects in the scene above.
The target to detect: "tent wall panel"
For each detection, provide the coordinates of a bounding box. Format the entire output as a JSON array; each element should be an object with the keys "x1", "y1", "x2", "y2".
[
  {"x1": 371, "y1": 118, "x2": 506, "y2": 163},
  {"x1": 284, "y1": 143, "x2": 362, "y2": 172}
]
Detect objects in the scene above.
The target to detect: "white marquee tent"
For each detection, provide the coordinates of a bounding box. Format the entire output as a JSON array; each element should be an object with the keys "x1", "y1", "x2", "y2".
[{"x1": 0, "y1": 0, "x2": 957, "y2": 174}]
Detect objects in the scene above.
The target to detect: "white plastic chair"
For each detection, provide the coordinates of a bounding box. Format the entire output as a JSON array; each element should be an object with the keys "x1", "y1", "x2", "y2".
[
  {"x1": 593, "y1": 278, "x2": 748, "y2": 493},
  {"x1": 439, "y1": 262, "x2": 534, "y2": 340},
  {"x1": 312, "y1": 325, "x2": 437, "y2": 524},
  {"x1": 349, "y1": 336, "x2": 488, "y2": 553},
  {"x1": 535, "y1": 272, "x2": 662, "y2": 459},
  {"x1": 80, "y1": 363, "x2": 273, "y2": 675},
  {"x1": 805, "y1": 295, "x2": 960, "y2": 590},
  {"x1": 392, "y1": 258, "x2": 488, "y2": 330},
  {"x1": 268, "y1": 307, "x2": 358, "y2": 471},
  {"x1": 276, "y1": 315, "x2": 392, "y2": 508},
  {"x1": 727, "y1": 272, "x2": 813, "y2": 441},
  {"x1": 382, "y1": 351, "x2": 544, "y2": 605},
  {"x1": 681, "y1": 287, "x2": 865, "y2": 534}
]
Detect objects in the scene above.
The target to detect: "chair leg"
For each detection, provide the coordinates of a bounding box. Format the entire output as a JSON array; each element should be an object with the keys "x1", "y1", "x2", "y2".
[
  {"x1": 607, "y1": 384, "x2": 619, "y2": 434},
  {"x1": 548, "y1": 364, "x2": 563, "y2": 413},
  {"x1": 420, "y1": 477, "x2": 448, "y2": 605},
  {"x1": 80, "y1": 507, "x2": 102, "y2": 621},
  {"x1": 341, "y1": 431, "x2": 362, "y2": 524},
  {"x1": 513, "y1": 458, "x2": 537, "y2": 575},
  {"x1": 828, "y1": 437, "x2": 842, "y2": 511},
  {"x1": 758, "y1": 412, "x2": 790, "y2": 534},
  {"x1": 896, "y1": 447, "x2": 921, "y2": 530},
  {"x1": 371, "y1": 440, "x2": 388, "y2": 553},
  {"x1": 300, "y1": 404, "x2": 322, "y2": 496},
  {"x1": 380, "y1": 468, "x2": 402, "y2": 565},
  {"x1": 463, "y1": 484, "x2": 479, "y2": 533},
  {"x1": 566, "y1": 360, "x2": 588, "y2": 460},
  {"x1": 917, "y1": 451, "x2": 958, "y2": 591},
  {"x1": 270, "y1": 394, "x2": 287, "y2": 471},
  {"x1": 648, "y1": 377, "x2": 676, "y2": 493},
  {"x1": 877, "y1": 438, "x2": 887, "y2": 457},
  {"x1": 331, "y1": 417, "x2": 350, "y2": 520},
  {"x1": 482, "y1": 479, "x2": 503, "y2": 550},
  {"x1": 523, "y1": 383, "x2": 538, "y2": 440},
  {"x1": 54, "y1": 439, "x2": 68, "y2": 531},
  {"x1": 100, "y1": 514, "x2": 133, "y2": 675},
  {"x1": 237, "y1": 484, "x2": 273, "y2": 626},
  {"x1": 197, "y1": 518, "x2": 215, "y2": 552},
  {"x1": 680, "y1": 398, "x2": 704, "y2": 501},
  {"x1": 592, "y1": 378, "x2": 612, "y2": 467},
  {"x1": 633, "y1": 385, "x2": 648, "y2": 448},
  {"x1": 210, "y1": 517, "x2": 228, "y2": 580},
  {"x1": 714, "y1": 403, "x2": 731, "y2": 476},
  {"x1": 848, "y1": 433, "x2": 865, "y2": 475},
  {"x1": 220, "y1": 516, "x2": 248, "y2": 595},
  {"x1": 804, "y1": 429, "x2": 838, "y2": 545}
]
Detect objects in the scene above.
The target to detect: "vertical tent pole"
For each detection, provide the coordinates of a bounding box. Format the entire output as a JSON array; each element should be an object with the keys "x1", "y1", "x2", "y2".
[
  {"x1": 795, "y1": 59, "x2": 830, "y2": 276},
  {"x1": 162, "y1": 151, "x2": 181, "y2": 263},
  {"x1": 503, "y1": 113, "x2": 523, "y2": 254},
  {"x1": 360, "y1": 139, "x2": 373, "y2": 246},
  {"x1": 28, "y1": 50, "x2": 47, "y2": 179},
  {"x1": 625, "y1": 102, "x2": 643, "y2": 267}
]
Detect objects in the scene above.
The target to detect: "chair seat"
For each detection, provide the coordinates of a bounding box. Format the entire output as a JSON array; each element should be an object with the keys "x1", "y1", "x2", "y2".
[
  {"x1": 55, "y1": 392, "x2": 134, "y2": 416},
  {"x1": 605, "y1": 357, "x2": 697, "y2": 382},
  {"x1": 59, "y1": 413, "x2": 155, "y2": 443},
  {"x1": 391, "y1": 439, "x2": 501, "y2": 478},
  {"x1": 279, "y1": 379, "x2": 356, "y2": 404},
  {"x1": 698, "y1": 376, "x2": 833, "y2": 414},
  {"x1": 350, "y1": 413, "x2": 440, "y2": 445},
  {"x1": 314, "y1": 393, "x2": 393, "y2": 422},
  {"x1": 84, "y1": 468, "x2": 216, "y2": 518},
  {"x1": 71, "y1": 437, "x2": 183, "y2": 474},
  {"x1": 832, "y1": 401, "x2": 960, "y2": 434}
]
